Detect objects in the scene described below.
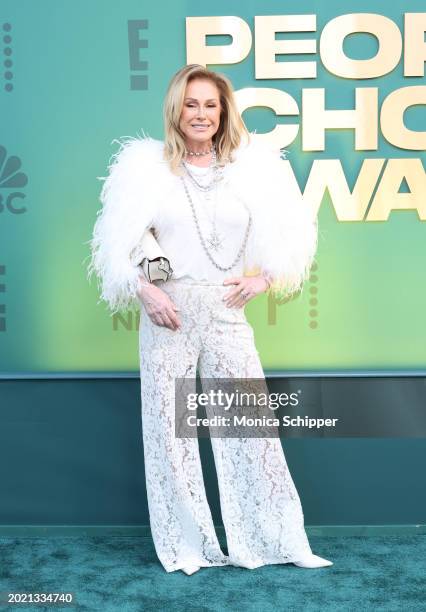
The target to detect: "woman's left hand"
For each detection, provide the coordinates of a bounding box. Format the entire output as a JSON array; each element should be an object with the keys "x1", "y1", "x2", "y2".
[{"x1": 222, "y1": 275, "x2": 270, "y2": 308}]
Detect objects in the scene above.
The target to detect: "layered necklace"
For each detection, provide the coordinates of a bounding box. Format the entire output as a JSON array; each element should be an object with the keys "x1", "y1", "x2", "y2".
[{"x1": 180, "y1": 143, "x2": 252, "y2": 272}]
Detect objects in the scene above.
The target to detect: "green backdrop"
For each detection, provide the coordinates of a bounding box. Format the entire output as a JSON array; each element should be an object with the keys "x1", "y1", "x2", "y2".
[{"x1": 1, "y1": 0, "x2": 425, "y2": 373}]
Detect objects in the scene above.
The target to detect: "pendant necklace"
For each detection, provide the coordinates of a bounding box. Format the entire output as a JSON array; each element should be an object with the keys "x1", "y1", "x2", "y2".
[
  {"x1": 180, "y1": 146, "x2": 252, "y2": 271},
  {"x1": 182, "y1": 146, "x2": 225, "y2": 252},
  {"x1": 199, "y1": 180, "x2": 224, "y2": 252}
]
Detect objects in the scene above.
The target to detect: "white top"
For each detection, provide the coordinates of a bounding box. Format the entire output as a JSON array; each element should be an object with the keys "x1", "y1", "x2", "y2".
[{"x1": 149, "y1": 161, "x2": 250, "y2": 283}]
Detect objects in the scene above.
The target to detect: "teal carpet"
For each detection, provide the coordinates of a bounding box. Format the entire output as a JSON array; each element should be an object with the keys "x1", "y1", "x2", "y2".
[{"x1": 0, "y1": 536, "x2": 425, "y2": 611}]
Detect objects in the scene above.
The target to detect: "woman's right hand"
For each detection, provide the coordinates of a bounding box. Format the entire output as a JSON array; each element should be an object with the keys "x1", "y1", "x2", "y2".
[{"x1": 137, "y1": 276, "x2": 181, "y2": 331}]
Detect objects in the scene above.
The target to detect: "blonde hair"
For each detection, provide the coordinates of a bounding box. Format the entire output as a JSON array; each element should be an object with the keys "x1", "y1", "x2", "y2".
[{"x1": 162, "y1": 64, "x2": 250, "y2": 175}]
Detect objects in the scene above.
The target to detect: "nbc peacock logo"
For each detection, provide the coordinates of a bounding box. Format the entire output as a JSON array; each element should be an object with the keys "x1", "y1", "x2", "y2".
[{"x1": 0, "y1": 145, "x2": 28, "y2": 214}]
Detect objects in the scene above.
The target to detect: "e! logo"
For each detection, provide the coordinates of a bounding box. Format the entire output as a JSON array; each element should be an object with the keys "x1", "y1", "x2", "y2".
[{"x1": 128, "y1": 20, "x2": 148, "y2": 90}]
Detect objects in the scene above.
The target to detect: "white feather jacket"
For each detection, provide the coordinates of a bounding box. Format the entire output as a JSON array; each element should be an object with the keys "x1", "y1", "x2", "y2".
[{"x1": 86, "y1": 131, "x2": 318, "y2": 315}]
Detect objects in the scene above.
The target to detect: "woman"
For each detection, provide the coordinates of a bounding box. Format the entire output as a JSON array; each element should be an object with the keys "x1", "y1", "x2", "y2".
[{"x1": 87, "y1": 64, "x2": 333, "y2": 575}]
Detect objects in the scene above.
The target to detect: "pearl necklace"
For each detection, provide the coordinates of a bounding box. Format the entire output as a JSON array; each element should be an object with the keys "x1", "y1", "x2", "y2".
[
  {"x1": 182, "y1": 145, "x2": 223, "y2": 193},
  {"x1": 185, "y1": 144, "x2": 215, "y2": 156}
]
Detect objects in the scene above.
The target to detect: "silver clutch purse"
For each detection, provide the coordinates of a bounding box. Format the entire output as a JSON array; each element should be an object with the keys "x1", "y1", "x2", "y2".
[
  {"x1": 141, "y1": 256, "x2": 173, "y2": 282},
  {"x1": 129, "y1": 229, "x2": 173, "y2": 283}
]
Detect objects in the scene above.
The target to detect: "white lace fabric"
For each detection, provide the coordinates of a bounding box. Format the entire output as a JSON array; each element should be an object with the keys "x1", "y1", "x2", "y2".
[{"x1": 139, "y1": 279, "x2": 313, "y2": 572}]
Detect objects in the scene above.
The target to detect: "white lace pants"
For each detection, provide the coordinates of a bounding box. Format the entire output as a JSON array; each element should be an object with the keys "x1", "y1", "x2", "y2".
[{"x1": 139, "y1": 279, "x2": 313, "y2": 573}]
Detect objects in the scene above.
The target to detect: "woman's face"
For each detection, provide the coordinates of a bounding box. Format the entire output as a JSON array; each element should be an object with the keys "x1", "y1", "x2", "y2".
[{"x1": 179, "y1": 78, "x2": 222, "y2": 148}]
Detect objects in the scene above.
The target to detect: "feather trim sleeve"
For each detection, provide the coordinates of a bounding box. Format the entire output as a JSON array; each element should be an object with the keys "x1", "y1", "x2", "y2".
[
  {"x1": 85, "y1": 134, "x2": 162, "y2": 315},
  {"x1": 238, "y1": 138, "x2": 318, "y2": 300}
]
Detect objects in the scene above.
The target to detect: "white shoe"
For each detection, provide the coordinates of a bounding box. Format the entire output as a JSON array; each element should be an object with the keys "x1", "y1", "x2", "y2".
[
  {"x1": 181, "y1": 564, "x2": 201, "y2": 575},
  {"x1": 292, "y1": 554, "x2": 333, "y2": 568}
]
